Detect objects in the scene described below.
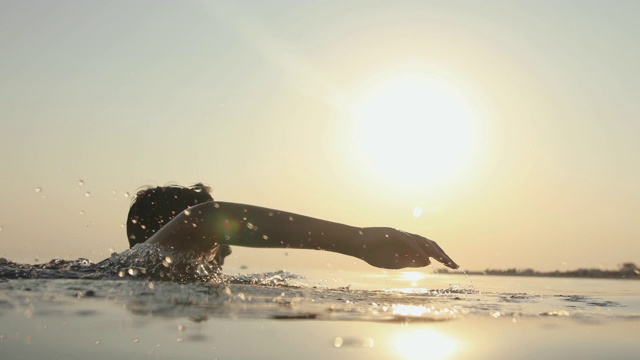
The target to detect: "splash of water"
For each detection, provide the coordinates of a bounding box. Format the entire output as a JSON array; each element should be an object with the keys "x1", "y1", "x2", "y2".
[{"x1": 0, "y1": 243, "x2": 224, "y2": 283}]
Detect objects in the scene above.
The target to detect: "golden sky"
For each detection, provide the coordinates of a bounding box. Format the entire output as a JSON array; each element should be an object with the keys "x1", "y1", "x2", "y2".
[{"x1": 0, "y1": 1, "x2": 638, "y2": 272}]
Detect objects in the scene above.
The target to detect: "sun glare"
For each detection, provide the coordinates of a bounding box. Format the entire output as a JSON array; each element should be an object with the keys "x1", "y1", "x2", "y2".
[
  {"x1": 350, "y1": 72, "x2": 477, "y2": 189},
  {"x1": 393, "y1": 328, "x2": 460, "y2": 360},
  {"x1": 402, "y1": 271, "x2": 426, "y2": 286}
]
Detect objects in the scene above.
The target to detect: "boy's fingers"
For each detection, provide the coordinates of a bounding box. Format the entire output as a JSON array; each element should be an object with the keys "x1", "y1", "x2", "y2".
[{"x1": 416, "y1": 236, "x2": 459, "y2": 269}]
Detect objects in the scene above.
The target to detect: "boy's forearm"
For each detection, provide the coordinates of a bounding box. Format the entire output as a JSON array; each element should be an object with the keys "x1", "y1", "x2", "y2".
[
  {"x1": 211, "y1": 202, "x2": 366, "y2": 258},
  {"x1": 146, "y1": 201, "x2": 458, "y2": 270}
]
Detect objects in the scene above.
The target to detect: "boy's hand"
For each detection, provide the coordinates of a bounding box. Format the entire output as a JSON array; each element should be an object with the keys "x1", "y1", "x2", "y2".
[{"x1": 360, "y1": 228, "x2": 459, "y2": 270}]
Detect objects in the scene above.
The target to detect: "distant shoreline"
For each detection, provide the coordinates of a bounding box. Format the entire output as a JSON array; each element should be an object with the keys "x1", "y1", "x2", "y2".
[{"x1": 439, "y1": 263, "x2": 640, "y2": 280}]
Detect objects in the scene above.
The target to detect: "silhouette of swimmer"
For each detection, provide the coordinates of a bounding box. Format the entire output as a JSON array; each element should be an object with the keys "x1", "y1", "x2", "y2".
[{"x1": 127, "y1": 184, "x2": 459, "y2": 270}]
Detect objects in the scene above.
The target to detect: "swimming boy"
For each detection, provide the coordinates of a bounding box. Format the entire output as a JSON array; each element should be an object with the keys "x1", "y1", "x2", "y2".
[{"x1": 126, "y1": 184, "x2": 459, "y2": 270}]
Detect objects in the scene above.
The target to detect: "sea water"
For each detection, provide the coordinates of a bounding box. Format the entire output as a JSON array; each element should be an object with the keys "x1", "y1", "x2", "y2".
[{"x1": 0, "y1": 250, "x2": 638, "y2": 359}]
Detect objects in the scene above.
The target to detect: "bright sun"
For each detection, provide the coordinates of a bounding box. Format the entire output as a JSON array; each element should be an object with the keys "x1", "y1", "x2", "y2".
[{"x1": 350, "y1": 72, "x2": 477, "y2": 189}]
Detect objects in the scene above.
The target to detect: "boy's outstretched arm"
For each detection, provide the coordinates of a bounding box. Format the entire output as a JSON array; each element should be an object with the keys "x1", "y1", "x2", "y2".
[{"x1": 146, "y1": 201, "x2": 459, "y2": 270}]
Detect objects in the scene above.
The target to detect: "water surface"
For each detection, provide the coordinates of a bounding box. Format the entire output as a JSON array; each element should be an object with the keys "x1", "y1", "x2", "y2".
[{"x1": 1, "y1": 254, "x2": 638, "y2": 359}]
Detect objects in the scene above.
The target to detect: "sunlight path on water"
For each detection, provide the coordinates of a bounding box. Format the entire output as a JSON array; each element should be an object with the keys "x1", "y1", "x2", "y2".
[
  {"x1": 0, "y1": 274, "x2": 637, "y2": 360},
  {"x1": 393, "y1": 328, "x2": 460, "y2": 360}
]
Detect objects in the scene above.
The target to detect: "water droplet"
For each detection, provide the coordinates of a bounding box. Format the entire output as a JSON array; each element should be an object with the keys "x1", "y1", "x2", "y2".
[
  {"x1": 85, "y1": 192, "x2": 91, "y2": 197},
  {"x1": 268, "y1": 211, "x2": 274, "y2": 216},
  {"x1": 246, "y1": 222, "x2": 254, "y2": 230},
  {"x1": 191, "y1": 223, "x2": 197, "y2": 228},
  {"x1": 118, "y1": 270, "x2": 125, "y2": 277},
  {"x1": 140, "y1": 225, "x2": 146, "y2": 230},
  {"x1": 184, "y1": 210, "x2": 191, "y2": 216},
  {"x1": 178, "y1": 324, "x2": 185, "y2": 332},
  {"x1": 289, "y1": 216, "x2": 294, "y2": 221},
  {"x1": 124, "y1": 192, "x2": 130, "y2": 198},
  {"x1": 196, "y1": 264, "x2": 209, "y2": 276},
  {"x1": 128, "y1": 268, "x2": 138, "y2": 276},
  {"x1": 162, "y1": 257, "x2": 173, "y2": 267},
  {"x1": 78, "y1": 179, "x2": 84, "y2": 186},
  {"x1": 112, "y1": 190, "x2": 117, "y2": 195},
  {"x1": 262, "y1": 235, "x2": 269, "y2": 240},
  {"x1": 34, "y1": 187, "x2": 42, "y2": 193},
  {"x1": 413, "y1": 206, "x2": 423, "y2": 218},
  {"x1": 95, "y1": 340, "x2": 101, "y2": 345},
  {"x1": 334, "y1": 337, "x2": 344, "y2": 348},
  {"x1": 133, "y1": 338, "x2": 139, "y2": 343},
  {"x1": 79, "y1": 210, "x2": 85, "y2": 215},
  {"x1": 358, "y1": 230, "x2": 364, "y2": 235},
  {"x1": 148, "y1": 282, "x2": 154, "y2": 289},
  {"x1": 214, "y1": 202, "x2": 220, "y2": 208}
]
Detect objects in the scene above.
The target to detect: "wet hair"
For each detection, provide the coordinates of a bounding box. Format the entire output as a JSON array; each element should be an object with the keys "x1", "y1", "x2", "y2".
[{"x1": 126, "y1": 183, "x2": 213, "y2": 248}]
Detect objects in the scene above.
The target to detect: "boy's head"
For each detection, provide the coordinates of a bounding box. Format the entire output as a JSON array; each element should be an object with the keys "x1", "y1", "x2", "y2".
[{"x1": 126, "y1": 183, "x2": 213, "y2": 248}]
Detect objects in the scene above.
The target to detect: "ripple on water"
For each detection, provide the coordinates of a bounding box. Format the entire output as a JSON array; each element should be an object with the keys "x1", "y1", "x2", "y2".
[{"x1": 1, "y1": 254, "x2": 638, "y2": 323}]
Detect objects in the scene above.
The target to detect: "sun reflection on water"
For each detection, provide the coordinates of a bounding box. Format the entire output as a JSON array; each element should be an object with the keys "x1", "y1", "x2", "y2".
[
  {"x1": 392, "y1": 328, "x2": 460, "y2": 360},
  {"x1": 401, "y1": 271, "x2": 425, "y2": 286},
  {"x1": 392, "y1": 304, "x2": 432, "y2": 317},
  {"x1": 391, "y1": 304, "x2": 457, "y2": 318}
]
